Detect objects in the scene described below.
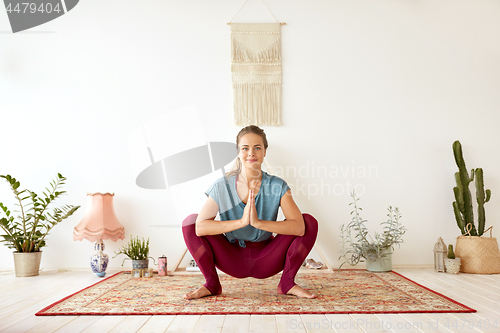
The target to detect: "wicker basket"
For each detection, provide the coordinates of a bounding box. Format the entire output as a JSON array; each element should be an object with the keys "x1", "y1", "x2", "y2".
[
  {"x1": 13, "y1": 251, "x2": 42, "y2": 277},
  {"x1": 455, "y1": 226, "x2": 500, "y2": 274}
]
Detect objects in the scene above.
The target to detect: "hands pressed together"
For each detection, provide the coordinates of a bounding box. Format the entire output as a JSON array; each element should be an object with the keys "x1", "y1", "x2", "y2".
[{"x1": 241, "y1": 189, "x2": 260, "y2": 227}]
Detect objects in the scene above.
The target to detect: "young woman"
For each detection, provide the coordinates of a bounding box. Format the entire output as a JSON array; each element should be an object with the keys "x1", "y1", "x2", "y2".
[{"x1": 182, "y1": 125, "x2": 318, "y2": 299}]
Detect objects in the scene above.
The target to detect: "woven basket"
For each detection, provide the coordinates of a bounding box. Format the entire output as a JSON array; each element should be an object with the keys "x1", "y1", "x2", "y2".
[{"x1": 455, "y1": 226, "x2": 500, "y2": 274}]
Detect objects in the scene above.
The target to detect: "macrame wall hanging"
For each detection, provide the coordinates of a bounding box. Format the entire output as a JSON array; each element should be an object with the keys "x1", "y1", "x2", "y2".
[{"x1": 228, "y1": 0, "x2": 285, "y2": 126}]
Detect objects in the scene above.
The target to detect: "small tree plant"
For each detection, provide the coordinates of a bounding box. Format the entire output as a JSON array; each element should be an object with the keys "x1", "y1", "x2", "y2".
[{"x1": 339, "y1": 192, "x2": 405, "y2": 269}]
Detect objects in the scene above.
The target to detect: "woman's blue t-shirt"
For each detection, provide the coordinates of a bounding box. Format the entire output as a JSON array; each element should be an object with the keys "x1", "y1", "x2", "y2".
[{"x1": 205, "y1": 171, "x2": 290, "y2": 247}]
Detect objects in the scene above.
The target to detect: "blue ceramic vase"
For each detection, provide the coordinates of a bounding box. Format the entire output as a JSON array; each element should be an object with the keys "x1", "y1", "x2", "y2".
[{"x1": 90, "y1": 239, "x2": 109, "y2": 277}]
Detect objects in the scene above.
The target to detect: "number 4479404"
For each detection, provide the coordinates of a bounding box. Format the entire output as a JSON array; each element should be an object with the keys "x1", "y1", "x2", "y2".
[
  {"x1": 444, "y1": 318, "x2": 498, "y2": 330},
  {"x1": 6, "y1": 2, "x2": 62, "y2": 14}
]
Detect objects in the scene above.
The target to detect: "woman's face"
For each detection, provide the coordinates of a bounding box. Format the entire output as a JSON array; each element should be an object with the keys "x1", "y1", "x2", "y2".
[{"x1": 238, "y1": 133, "x2": 266, "y2": 171}]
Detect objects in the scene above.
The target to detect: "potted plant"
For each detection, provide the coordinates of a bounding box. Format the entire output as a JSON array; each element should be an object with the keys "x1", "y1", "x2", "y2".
[
  {"x1": 0, "y1": 174, "x2": 80, "y2": 277},
  {"x1": 339, "y1": 192, "x2": 405, "y2": 272},
  {"x1": 113, "y1": 235, "x2": 156, "y2": 270},
  {"x1": 444, "y1": 244, "x2": 461, "y2": 274},
  {"x1": 452, "y1": 140, "x2": 500, "y2": 274}
]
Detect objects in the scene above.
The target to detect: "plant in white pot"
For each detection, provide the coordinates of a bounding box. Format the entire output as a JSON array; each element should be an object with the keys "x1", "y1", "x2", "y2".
[
  {"x1": 339, "y1": 192, "x2": 405, "y2": 272},
  {"x1": 444, "y1": 244, "x2": 461, "y2": 274},
  {"x1": 113, "y1": 235, "x2": 156, "y2": 270},
  {"x1": 0, "y1": 174, "x2": 80, "y2": 277}
]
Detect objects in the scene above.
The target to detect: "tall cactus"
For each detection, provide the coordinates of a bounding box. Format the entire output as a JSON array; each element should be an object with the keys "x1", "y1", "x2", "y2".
[
  {"x1": 452, "y1": 140, "x2": 476, "y2": 235},
  {"x1": 475, "y1": 168, "x2": 491, "y2": 236}
]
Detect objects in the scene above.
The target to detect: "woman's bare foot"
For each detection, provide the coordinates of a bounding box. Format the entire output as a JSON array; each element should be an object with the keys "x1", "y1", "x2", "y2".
[
  {"x1": 183, "y1": 286, "x2": 213, "y2": 300},
  {"x1": 286, "y1": 285, "x2": 317, "y2": 299}
]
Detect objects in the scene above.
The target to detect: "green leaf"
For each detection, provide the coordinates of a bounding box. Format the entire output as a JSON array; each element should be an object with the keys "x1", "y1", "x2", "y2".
[{"x1": 13, "y1": 182, "x2": 20, "y2": 190}]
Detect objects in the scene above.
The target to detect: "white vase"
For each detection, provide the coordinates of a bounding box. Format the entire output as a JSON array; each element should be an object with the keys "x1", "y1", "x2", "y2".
[
  {"x1": 90, "y1": 240, "x2": 109, "y2": 277},
  {"x1": 366, "y1": 249, "x2": 393, "y2": 272},
  {"x1": 445, "y1": 258, "x2": 461, "y2": 274},
  {"x1": 13, "y1": 252, "x2": 42, "y2": 277}
]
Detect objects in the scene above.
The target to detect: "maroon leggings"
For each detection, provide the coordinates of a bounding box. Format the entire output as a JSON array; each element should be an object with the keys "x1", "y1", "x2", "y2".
[{"x1": 182, "y1": 214, "x2": 318, "y2": 295}]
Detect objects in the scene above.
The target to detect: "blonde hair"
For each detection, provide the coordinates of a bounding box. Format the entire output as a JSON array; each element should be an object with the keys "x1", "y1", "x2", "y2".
[{"x1": 226, "y1": 125, "x2": 268, "y2": 178}]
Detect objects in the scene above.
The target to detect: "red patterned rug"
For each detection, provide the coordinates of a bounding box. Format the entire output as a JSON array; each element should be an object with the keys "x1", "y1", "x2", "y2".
[{"x1": 36, "y1": 270, "x2": 475, "y2": 315}]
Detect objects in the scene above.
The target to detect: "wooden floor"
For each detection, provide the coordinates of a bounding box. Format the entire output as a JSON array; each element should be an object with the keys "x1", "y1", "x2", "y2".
[{"x1": 0, "y1": 267, "x2": 499, "y2": 333}]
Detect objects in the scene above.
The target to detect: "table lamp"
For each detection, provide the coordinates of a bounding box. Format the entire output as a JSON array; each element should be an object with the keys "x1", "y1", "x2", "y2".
[{"x1": 73, "y1": 193, "x2": 125, "y2": 277}]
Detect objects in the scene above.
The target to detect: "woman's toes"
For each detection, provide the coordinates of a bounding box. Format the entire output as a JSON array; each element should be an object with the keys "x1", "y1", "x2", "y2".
[
  {"x1": 183, "y1": 286, "x2": 213, "y2": 299},
  {"x1": 286, "y1": 285, "x2": 317, "y2": 299}
]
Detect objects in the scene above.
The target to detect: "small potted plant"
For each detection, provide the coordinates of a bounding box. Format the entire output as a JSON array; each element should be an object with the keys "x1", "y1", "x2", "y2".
[
  {"x1": 113, "y1": 235, "x2": 156, "y2": 269},
  {"x1": 444, "y1": 244, "x2": 461, "y2": 274},
  {"x1": 339, "y1": 192, "x2": 406, "y2": 272},
  {"x1": 0, "y1": 174, "x2": 80, "y2": 277}
]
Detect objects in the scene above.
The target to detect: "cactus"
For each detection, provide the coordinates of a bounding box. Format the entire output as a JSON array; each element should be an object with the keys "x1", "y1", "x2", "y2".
[
  {"x1": 451, "y1": 141, "x2": 491, "y2": 237},
  {"x1": 448, "y1": 244, "x2": 455, "y2": 259},
  {"x1": 452, "y1": 140, "x2": 476, "y2": 235},
  {"x1": 475, "y1": 168, "x2": 491, "y2": 236}
]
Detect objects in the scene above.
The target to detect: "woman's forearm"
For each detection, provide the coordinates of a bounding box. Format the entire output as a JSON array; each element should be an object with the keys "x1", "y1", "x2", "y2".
[
  {"x1": 195, "y1": 219, "x2": 246, "y2": 236},
  {"x1": 253, "y1": 219, "x2": 305, "y2": 236}
]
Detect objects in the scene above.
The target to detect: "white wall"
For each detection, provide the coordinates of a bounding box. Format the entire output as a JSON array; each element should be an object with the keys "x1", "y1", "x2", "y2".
[{"x1": 1, "y1": 0, "x2": 499, "y2": 271}]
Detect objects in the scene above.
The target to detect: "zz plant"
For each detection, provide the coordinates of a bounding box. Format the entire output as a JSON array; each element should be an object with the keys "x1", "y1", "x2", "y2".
[{"x1": 0, "y1": 174, "x2": 80, "y2": 252}]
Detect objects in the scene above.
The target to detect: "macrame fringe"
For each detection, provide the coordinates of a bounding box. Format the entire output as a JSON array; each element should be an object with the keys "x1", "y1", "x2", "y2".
[
  {"x1": 232, "y1": 38, "x2": 281, "y2": 63},
  {"x1": 233, "y1": 82, "x2": 281, "y2": 126}
]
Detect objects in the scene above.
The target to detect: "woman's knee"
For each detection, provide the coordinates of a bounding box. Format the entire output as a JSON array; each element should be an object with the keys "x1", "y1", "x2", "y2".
[
  {"x1": 182, "y1": 214, "x2": 198, "y2": 228},
  {"x1": 182, "y1": 214, "x2": 199, "y2": 246},
  {"x1": 302, "y1": 214, "x2": 318, "y2": 235}
]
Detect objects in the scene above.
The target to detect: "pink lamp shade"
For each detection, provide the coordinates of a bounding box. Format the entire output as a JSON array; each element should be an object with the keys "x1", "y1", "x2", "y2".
[{"x1": 73, "y1": 193, "x2": 125, "y2": 242}]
